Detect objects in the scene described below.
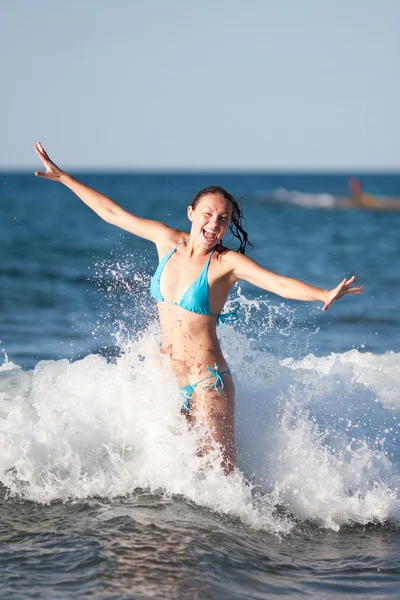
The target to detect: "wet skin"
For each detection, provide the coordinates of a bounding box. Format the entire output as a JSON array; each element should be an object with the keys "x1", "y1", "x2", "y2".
[
  {"x1": 33, "y1": 141, "x2": 364, "y2": 475},
  {"x1": 155, "y1": 197, "x2": 236, "y2": 473}
]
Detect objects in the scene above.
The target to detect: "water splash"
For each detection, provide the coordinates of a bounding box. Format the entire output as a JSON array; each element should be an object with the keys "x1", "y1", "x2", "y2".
[
  {"x1": 0, "y1": 326, "x2": 399, "y2": 533},
  {"x1": 1, "y1": 257, "x2": 399, "y2": 532}
]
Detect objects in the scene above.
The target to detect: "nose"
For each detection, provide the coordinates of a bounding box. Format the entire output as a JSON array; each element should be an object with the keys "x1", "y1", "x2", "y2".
[{"x1": 209, "y1": 215, "x2": 219, "y2": 229}]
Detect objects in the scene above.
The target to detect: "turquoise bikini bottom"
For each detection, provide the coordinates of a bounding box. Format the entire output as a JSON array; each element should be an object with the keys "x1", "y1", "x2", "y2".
[{"x1": 180, "y1": 363, "x2": 231, "y2": 413}]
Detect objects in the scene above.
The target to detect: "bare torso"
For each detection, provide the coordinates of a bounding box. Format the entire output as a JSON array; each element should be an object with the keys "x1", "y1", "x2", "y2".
[
  {"x1": 155, "y1": 233, "x2": 235, "y2": 385},
  {"x1": 153, "y1": 233, "x2": 238, "y2": 473},
  {"x1": 32, "y1": 143, "x2": 364, "y2": 476}
]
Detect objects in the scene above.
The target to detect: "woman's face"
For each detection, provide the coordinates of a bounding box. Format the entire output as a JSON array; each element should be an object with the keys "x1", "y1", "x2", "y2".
[{"x1": 188, "y1": 194, "x2": 232, "y2": 249}]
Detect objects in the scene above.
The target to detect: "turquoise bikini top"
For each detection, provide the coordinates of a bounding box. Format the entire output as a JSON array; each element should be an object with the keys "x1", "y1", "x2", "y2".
[{"x1": 150, "y1": 239, "x2": 237, "y2": 326}]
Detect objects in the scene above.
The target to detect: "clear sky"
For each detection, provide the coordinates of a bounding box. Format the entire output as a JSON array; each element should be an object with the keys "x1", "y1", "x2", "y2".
[{"x1": 1, "y1": 0, "x2": 399, "y2": 170}]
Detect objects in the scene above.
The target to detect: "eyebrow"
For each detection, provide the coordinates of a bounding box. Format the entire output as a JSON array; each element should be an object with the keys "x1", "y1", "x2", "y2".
[{"x1": 203, "y1": 206, "x2": 231, "y2": 215}]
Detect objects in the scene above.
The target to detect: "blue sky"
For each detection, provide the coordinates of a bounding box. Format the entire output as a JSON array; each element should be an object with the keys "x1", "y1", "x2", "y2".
[{"x1": 1, "y1": 0, "x2": 399, "y2": 170}]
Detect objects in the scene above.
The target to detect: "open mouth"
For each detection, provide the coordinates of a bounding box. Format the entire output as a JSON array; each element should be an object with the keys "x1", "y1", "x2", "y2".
[{"x1": 202, "y1": 228, "x2": 217, "y2": 242}]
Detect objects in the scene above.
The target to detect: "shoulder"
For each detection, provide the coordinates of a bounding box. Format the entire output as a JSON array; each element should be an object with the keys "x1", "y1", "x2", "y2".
[
  {"x1": 213, "y1": 244, "x2": 250, "y2": 276},
  {"x1": 215, "y1": 245, "x2": 252, "y2": 265},
  {"x1": 214, "y1": 244, "x2": 234, "y2": 263},
  {"x1": 216, "y1": 246, "x2": 264, "y2": 283}
]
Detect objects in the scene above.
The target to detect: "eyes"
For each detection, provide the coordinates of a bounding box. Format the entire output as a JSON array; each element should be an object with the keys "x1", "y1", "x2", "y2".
[{"x1": 203, "y1": 212, "x2": 229, "y2": 221}]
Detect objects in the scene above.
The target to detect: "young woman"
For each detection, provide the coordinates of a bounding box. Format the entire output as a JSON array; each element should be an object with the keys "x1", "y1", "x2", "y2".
[{"x1": 34, "y1": 142, "x2": 363, "y2": 474}]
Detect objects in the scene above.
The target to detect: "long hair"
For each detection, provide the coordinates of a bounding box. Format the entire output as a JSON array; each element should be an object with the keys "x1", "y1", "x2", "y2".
[{"x1": 190, "y1": 186, "x2": 252, "y2": 254}]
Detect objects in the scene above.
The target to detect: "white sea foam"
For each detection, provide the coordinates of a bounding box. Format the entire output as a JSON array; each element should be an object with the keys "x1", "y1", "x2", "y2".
[
  {"x1": 255, "y1": 188, "x2": 337, "y2": 208},
  {"x1": 0, "y1": 329, "x2": 399, "y2": 533}
]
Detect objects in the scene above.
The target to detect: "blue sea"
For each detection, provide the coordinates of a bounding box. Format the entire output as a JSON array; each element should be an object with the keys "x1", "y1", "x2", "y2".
[{"x1": 1, "y1": 171, "x2": 400, "y2": 598}]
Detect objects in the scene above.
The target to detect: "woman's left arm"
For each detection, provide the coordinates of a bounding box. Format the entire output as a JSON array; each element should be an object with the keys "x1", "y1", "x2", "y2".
[{"x1": 230, "y1": 253, "x2": 363, "y2": 311}]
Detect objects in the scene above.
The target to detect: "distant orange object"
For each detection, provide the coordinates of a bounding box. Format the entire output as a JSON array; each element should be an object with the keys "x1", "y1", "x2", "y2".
[
  {"x1": 344, "y1": 178, "x2": 400, "y2": 210},
  {"x1": 349, "y1": 178, "x2": 362, "y2": 196}
]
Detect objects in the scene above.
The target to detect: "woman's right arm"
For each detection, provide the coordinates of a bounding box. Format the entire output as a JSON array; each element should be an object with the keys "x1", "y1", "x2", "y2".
[{"x1": 34, "y1": 142, "x2": 170, "y2": 244}]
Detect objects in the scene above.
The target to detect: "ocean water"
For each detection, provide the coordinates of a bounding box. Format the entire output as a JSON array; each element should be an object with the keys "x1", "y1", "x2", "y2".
[{"x1": 1, "y1": 171, "x2": 400, "y2": 598}]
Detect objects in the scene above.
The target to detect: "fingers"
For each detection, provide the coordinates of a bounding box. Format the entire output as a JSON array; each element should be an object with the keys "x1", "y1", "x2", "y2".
[
  {"x1": 342, "y1": 274, "x2": 363, "y2": 294},
  {"x1": 37, "y1": 141, "x2": 49, "y2": 159},
  {"x1": 34, "y1": 141, "x2": 50, "y2": 161},
  {"x1": 34, "y1": 143, "x2": 47, "y2": 165},
  {"x1": 335, "y1": 278, "x2": 347, "y2": 293},
  {"x1": 322, "y1": 276, "x2": 363, "y2": 311},
  {"x1": 34, "y1": 143, "x2": 43, "y2": 157},
  {"x1": 322, "y1": 297, "x2": 333, "y2": 310},
  {"x1": 34, "y1": 141, "x2": 60, "y2": 177},
  {"x1": 340, "y1": 276, "x2": 359, "y2": 291}
]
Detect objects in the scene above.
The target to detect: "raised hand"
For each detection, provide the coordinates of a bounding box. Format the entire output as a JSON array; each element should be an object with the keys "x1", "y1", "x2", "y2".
[
  {"x1": 34, "y1": 142, "x2": 64, "y2": 181},
  {"x1": 322, "y1": 276, "x2": 364, "y2": 311}
]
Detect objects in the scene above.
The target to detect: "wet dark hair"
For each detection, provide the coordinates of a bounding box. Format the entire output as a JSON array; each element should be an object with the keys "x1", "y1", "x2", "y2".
[{"x1": 190, "y1": 186, "x2": 252, "y2": 254}]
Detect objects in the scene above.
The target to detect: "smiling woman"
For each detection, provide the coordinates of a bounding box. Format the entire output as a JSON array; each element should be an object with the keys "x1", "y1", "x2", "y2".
[
  {"x1": 33, "y1": 141, "x2": 363, "y2": 474},
  {"x1": 189, "y1": 186, "x2": 251, "y2": 253}
]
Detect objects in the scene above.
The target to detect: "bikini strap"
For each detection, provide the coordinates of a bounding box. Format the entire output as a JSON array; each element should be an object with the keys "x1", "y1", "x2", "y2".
[
  {"x1": 164, "y1": 238, "x2": 189, "y2": 259},
  {"x1": 208, "y1": 246, "x2": 216, "y2": 262},
  {"x1": 202, "y1": 364, "x2": 226, "y2": 394},
  {"x1": 216, "y1": 308, "x2": 239, "y2": 327}
]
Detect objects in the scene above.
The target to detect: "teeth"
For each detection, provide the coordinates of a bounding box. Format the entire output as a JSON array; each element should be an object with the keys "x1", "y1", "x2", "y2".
[{"x1": 203, "y1": 228, "x2": 216, "y2": 234}]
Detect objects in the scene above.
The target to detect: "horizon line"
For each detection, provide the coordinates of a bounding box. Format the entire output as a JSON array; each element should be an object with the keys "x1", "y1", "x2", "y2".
[{"x1": 1, "y1": 166, "x2": 400, "y2": 175}]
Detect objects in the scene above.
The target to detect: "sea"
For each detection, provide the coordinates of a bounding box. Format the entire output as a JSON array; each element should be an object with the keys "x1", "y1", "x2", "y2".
[{"x1": 1, "y1": 171, "x2": 400, "y2": 599}]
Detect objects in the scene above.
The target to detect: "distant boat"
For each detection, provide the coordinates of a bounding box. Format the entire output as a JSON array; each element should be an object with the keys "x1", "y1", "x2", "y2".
[{"x1": 338, "y1": 178, "x2": 400, "y2": 211}]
